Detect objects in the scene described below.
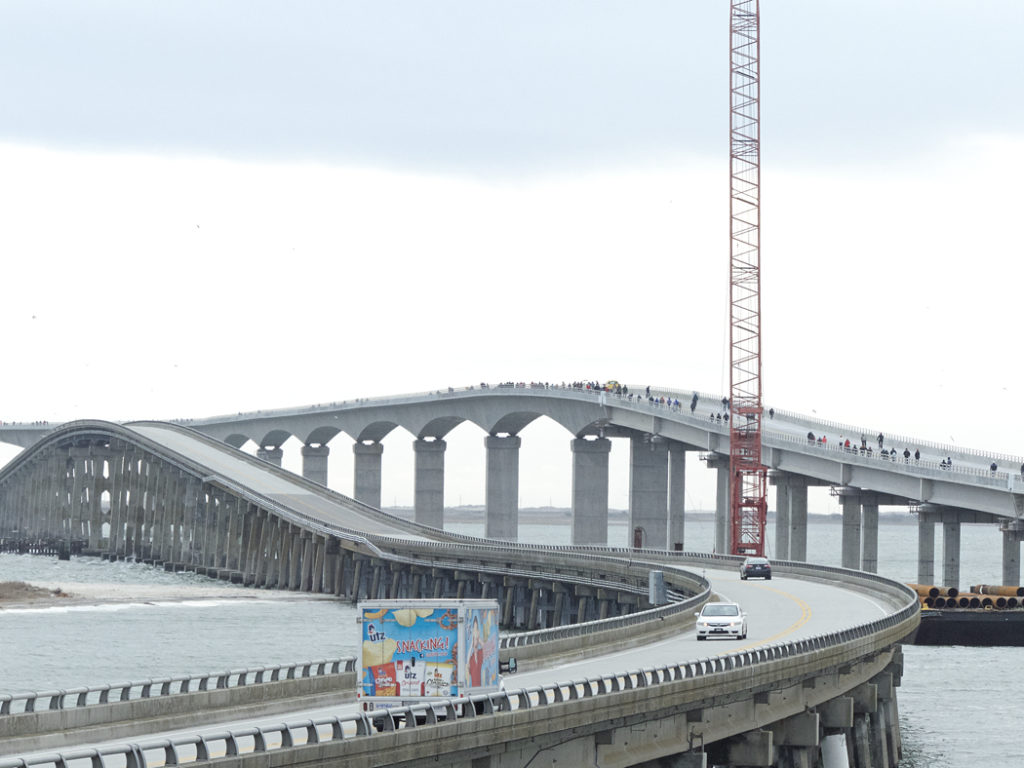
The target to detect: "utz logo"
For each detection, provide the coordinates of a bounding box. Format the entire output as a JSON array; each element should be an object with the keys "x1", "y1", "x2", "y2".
[{"x1": 366, "y1": 622, "x2": 386, "y2": 642}]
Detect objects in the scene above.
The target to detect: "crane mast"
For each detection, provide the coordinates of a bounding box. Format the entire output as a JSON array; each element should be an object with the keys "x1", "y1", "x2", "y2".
[{"x1": 728, "y1": 0, "x2": 767, "y2": 556}]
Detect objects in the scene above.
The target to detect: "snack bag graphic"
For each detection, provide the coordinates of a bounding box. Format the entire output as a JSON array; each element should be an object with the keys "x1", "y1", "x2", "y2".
[
  {"x1": 424, "y1": 662, "x2": 456, "y2": 697},
  {"x1": 368, "y1": 662, "x2": 398, "y2": 697}
]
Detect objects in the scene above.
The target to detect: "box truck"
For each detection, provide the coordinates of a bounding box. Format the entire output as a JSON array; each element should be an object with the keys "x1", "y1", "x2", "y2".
[{"x1": 357, "y1": 598, "x2": 503, "y2": 713}]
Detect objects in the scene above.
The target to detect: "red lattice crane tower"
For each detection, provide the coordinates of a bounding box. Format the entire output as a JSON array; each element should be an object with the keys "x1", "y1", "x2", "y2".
[{"x1": 728, "y1": 0, "x2": 767, "y2": 556}]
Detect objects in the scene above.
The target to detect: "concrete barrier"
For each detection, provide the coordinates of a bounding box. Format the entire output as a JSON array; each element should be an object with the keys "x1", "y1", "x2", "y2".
[{"x1": 0, "y1": 659, "x2": 357, "y2": 754}]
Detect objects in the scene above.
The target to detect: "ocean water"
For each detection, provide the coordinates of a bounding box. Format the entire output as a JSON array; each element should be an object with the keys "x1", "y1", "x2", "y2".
[{"x1": 0, "y1": 517, "x2": 1015, "y2": 767}]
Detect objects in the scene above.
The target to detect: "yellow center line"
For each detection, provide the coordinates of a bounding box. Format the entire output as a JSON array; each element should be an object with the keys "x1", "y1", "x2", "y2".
[{"x1": 717, "y1": 583, "x2": 813, "y2": 655}]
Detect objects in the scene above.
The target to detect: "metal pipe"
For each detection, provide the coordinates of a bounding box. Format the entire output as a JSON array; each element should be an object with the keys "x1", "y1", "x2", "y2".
[
  {"x1": 908, "y1": 583, "x2": 940, "y2": 598},
  {"x1": 971, "y1": 584, "x2": 1024, "y2": 597}
]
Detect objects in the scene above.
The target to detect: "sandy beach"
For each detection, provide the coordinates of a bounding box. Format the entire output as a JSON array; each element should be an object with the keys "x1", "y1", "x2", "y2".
[{"x1": 0, "y1": 579, "x2": 328, "y2": 610}]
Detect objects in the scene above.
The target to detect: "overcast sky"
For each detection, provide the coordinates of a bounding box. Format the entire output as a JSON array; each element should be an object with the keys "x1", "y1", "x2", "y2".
[{"x1": 1, "y1": 1, "x2": 1021, "y2": 516}]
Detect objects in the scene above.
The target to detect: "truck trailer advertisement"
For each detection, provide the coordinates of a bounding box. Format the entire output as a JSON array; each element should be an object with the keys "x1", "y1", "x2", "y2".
[{"x1": 359, "y1": 600, "x2": 500, "y2": 709}]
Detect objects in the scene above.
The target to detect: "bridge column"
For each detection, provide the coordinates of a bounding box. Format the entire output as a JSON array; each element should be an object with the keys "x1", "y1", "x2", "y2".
[
  {"x1": 668, "y1": 442, "x2": 686, "y2": 551},
  {"x1": 773, "y1": 473, "x2": 791, "y2": 560},
  {"x1": 1001, "y1": 520, "x2": 1024, "y2": 586},
  {"x1": 788, "y1": 477, "x2": 811, "y2": 562},
  {"x1": 301, "y1": 444, "x2": 330, "y2": 486},
  {"x1": 256, "y1": 446, "x2": 283, "y2": 466},
  {"x1": 771, "y1": 471, "x2": 809, "y2": 560},
  {"x1": 299, "y1": 531, "x2": 314, "y2": 591},
  {"x1": 917, "y1": 509, "x2": 936, "y2": 585},
  {"x1": 69, "y1": 446, "x2": 88, "y2": 542},
  {"x1": 87, "y1": 449, "x2": 108, "y2": 551},
  {"x1": 264, "y1": 516, "x2": 284, "y2": 588},
  {"x1": 107, "y1": 450, "x2": 126, "y2": 557},
  {"x1": 485, "y1": 434, "x2": 520, "y2": 541},
  {"x1": 838, "y1": 488, "x2": 862, "y2": 570},
  {"x1": 628, "y1": 434, "x2": 668, "y2": 549},
  {"x1": 290, "y1": 527, "x2": 306, "y2": 590},
  {"x1": 570, "y1": 437, "x2": 611, "y2": 545},
  {"x1": 311, "y1": 534, "x2": 327, "y2": 592},
  {"x1": 353, "y1": 441, "x2": 384, "y2": 509},
  {"x1": 705, "y1": 453, "x2": 731, "y2": 554},
  {"x1": 772, "y1": 711, "x2": 820, "y2": 768},
  {"x1": 860, "y1": 492, "x2": 880, "y2": 574},
  {"x1": 150, "y1": 460, "x2": 168, "y2": 561},
  {"x1": 942, "y1": 518, "x2": 961, "y2": 590},
  {"x1": 711, "y1": 730, "x2": 773, "y2": 767},
  {"x1": 413, "y1": 438, "x2": 446, "y2": 529}
]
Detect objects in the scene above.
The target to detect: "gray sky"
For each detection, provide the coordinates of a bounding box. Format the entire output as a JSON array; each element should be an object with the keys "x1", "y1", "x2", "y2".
[{"x1": 1, "y1": 1, "x2": 1021, "y2": 515}]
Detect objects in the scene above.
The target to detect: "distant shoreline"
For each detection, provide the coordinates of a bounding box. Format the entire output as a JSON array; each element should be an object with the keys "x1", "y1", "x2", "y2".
[{"x1": 384, "y1": 506, "x2": 920, "y2": 526}]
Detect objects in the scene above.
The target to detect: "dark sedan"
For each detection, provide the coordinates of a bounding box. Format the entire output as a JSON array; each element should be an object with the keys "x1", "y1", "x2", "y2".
[{"x1": 740, "y1": 556, "x2": 772, "y2": 580}]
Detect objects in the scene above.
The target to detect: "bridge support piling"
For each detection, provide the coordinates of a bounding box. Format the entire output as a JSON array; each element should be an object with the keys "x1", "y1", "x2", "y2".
[
  {"x1": 570, "y1": 436, "x2": 611, "y2": 545},
  {"x1": 942, "y1": 518, "x2": 961, "y2": 589},
  {"x1": 861, "y1": 494, "x2": 880, "y2": 574},
  {"x1": 789, "y1": 477, "x2": 809, "y2": 561},
  {"x1": 311, "y1": 534, "x2": 326, "y2": 592},
  {"x1": 772, "y1": 472, "x2": 792, "y2": 560},
  {"x1": 413, "y1": 438, "x2": 446, "y2": 529},
  {"x1": 705, "y1": 453, "x2": 731, "y2": 555},
  {"x1": 839, "y1": 488, "x2": 861, "y2": 570},
  {"x1": 668, "y1": 442, "x2": 686, "y2": 551},
  {"x1": 256, "y1": 445, "x2": 283, "y2": 466},
  {"x1": 713, "y1": 729, "x2": 772, "y2": 766},
  {"x1": 290, "y1": 529, "x2": 306, "y2": 590},
  {"x1": 299, "y1": 532, "x2": 314, "y2": 591},
  {"x1": 916, "y1": 511, "x2": 935, "y2": 585},
  {"x1": 629, "y1": 434, "x2": 669, "y2": 549},
  {"x1": 821, "y1": 734, "x2": 851, "y2": 768},
  {"x1": 485, "y1": 434, "x2": 521, "y2": 541},
  {"x1": 301, "y1": 444, "x2": 330, "y2": 486},
  {"x1": 1000, "y1": 520, "x2": 1024, "y2": 586},
  {"x1": 353, "y1": 441, "x2": 384, "y2": 509},
  {"x1": 771, "y1": 711, "x2": 819, "y2": 768}
]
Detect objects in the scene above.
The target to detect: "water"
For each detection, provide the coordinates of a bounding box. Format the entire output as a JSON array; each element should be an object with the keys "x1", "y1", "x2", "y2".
[{"x1": 0, "y1": 517, "x2": 1013, "y2": 766}]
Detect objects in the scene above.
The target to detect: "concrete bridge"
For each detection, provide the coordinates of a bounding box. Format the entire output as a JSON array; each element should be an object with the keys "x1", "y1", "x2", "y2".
[
  {"x1": 3, "y1": 382, "x2": 1023, "y2": 588},
  {"x1": 0, "y1": 416, "x2": 918, "y2": 767}
]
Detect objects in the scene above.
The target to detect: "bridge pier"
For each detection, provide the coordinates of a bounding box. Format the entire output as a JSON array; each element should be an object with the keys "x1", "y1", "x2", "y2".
[
  {"x1": 860, "y1": 493, "x2": 880, "y2": 574},
  {"x1": 353, "y1": 441, "x2": 383, "y2": 509},
  {"x1": 256, "y1": 445, "x2": 283, "y2": 466},
  {"x1": 838, "y1": 488, "x2": 861, "y2": 570},
  {"x1": 413, "y1": 438, "x2": 446, "y2": 529},
  {"x1": 705, "y1": 452, "x2": 731, "y2": 554},
  {"x1": 772, "y1": 472, "x2": 792, "y2": 560},
  {"x1": 301, "y1": 444, "x2": 330, "y2": 486},
  {"x1": 668, "y1": 442, "x2": 686, "y2": 551},
  {"x1": 1001, "y1": 519, "x2": 1024, "y2": 586},
  {"x1": 916, "y1": 509, "x2": 935, "y2": 585},
  {"x1": 570, "y1": 436, "x2": 611, "y2": 545},
  {"x1": 942, "y1": 518, "x2": 961, "y2": 589},
  {"x1": 485, "y1": 434, "x2": 520, "y2": 541},
  {"x1": 629, "y1": 434, "x2": 668, "y2": 549}
]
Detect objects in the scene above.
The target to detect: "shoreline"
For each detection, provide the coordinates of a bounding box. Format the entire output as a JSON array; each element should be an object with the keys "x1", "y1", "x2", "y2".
[{"x1": 0, "y1": 579, "x2": 334, "y2": 611}]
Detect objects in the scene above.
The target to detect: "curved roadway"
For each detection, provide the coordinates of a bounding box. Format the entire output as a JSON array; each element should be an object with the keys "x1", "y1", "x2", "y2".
[{"x1": 1, "y1": 418, "x2": 913, "y2": 764}]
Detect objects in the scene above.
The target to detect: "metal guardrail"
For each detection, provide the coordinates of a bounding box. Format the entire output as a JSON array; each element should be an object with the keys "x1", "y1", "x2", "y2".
[
  {"x1": 0, "y1": 572, "x2": 918, "y2": 768},
  {"x1": 0, "y1": 659, "x2": 356, "y2": 718}
]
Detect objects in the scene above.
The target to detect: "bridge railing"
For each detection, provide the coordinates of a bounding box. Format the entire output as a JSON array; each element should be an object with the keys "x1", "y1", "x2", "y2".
[
  {"x1": 764, "y1": 428, "x2": 1019, "y2": 488},
  {"x1": 0, "y1": 570, "x2": 918, "y2": 768},
  {"x1": 0, "y1": 659, "x2": 355, "y2": 718}
]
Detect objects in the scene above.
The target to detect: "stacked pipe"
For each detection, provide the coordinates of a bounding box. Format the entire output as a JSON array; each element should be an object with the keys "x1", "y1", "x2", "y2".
[{"x1": 909, "y1": 584, "x2": 1024, "y2": 609}]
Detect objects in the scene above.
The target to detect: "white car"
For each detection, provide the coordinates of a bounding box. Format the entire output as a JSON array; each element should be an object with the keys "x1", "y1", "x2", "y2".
[{"x1": 694, "y1": 601, "x2": 747, "y2": 641}]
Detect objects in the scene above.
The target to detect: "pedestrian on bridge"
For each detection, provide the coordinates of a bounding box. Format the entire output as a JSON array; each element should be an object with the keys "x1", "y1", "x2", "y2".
[{"x1": 878, "y1": 433, "x2": 884, "y2": 449}]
